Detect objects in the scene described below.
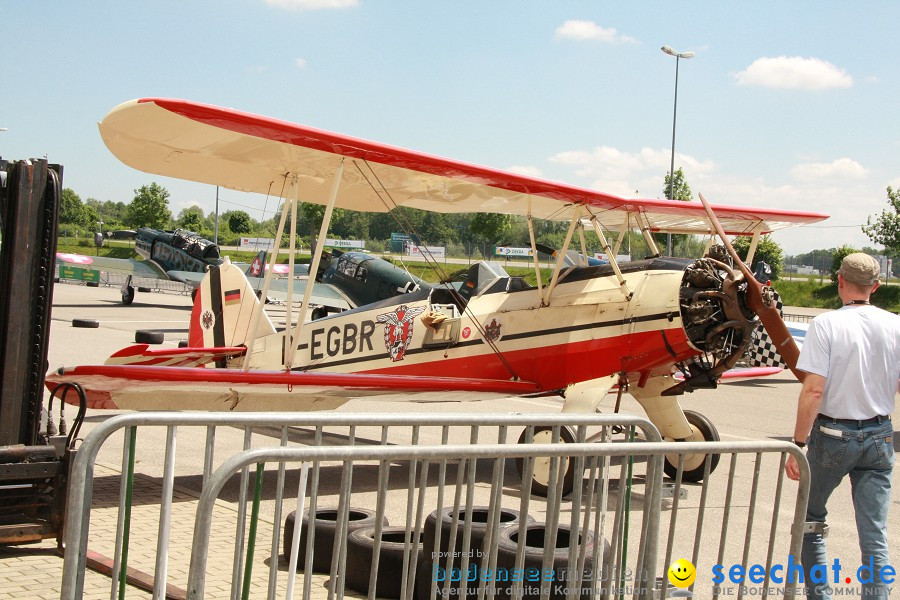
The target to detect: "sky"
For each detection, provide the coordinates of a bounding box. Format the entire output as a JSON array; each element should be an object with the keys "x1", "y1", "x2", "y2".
[{"x1": 3, "y1": 1, "x2": 899, "y2": 255}]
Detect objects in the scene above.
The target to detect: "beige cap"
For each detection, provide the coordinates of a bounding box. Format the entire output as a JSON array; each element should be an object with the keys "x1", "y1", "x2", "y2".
[{"x1": 838, "y1": 252, "x2": 880, "y2": 286}]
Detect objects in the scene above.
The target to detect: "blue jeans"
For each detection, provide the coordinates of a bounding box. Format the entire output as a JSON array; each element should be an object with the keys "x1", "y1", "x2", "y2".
[{"x1": 802, "y1": 416, "x2": 895, "y2": 600}]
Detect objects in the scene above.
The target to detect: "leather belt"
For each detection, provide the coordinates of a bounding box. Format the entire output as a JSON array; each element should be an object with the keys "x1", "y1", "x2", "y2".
[{"x1": 817, "y1": 413, "x2": 891, "y2": 427}]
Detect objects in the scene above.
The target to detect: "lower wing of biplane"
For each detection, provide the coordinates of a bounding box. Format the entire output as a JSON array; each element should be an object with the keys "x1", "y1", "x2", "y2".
[{"x1": 48, "y1": 98, "x2": 829, "y2": 490}]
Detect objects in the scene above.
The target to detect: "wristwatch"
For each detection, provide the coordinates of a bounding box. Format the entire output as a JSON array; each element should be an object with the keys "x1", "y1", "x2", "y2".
[{"x1": 791, "y1": 439, "x2": 806, "y2": 448}]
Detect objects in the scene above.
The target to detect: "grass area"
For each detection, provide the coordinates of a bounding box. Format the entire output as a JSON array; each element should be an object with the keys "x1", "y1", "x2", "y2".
[{"x1": 773, "y1": 279, "x2": 900, "y2": 312}]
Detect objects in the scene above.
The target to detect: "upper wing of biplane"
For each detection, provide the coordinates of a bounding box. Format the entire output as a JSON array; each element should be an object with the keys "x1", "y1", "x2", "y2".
[{"x1": 99, "y1": 98, "x2": 828, "y2": 234}]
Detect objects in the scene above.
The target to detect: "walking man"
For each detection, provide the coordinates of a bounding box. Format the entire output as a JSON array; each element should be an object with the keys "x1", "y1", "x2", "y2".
[{"x1": 785, "y1": 253, "x2": 900, "y2": 600}]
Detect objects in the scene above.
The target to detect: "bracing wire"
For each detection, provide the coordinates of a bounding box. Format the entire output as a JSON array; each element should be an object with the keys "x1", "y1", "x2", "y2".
[{"x1": 351, "y1": 159, "x2": 521, "y2": 381}]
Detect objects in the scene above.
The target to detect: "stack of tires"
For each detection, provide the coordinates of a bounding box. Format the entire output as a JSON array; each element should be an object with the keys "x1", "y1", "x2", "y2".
[{"x1": 283, "y1": 505, "x2": 608, "y2": 600}]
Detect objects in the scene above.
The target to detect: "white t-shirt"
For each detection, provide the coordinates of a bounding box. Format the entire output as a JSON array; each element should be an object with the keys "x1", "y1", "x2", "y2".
[{"x1": 796, "y1": 304, "x2": 900, "y2": 419}]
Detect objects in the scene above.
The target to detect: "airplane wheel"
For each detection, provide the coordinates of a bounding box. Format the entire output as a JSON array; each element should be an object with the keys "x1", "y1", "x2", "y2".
[
  {"x1": 121, "y1": 286, "x2": 135, "y2": 305},
  {"x1": 663, "y1": 410, "x2": 720, "y2": 482},
  {"x1": 516, "y1": 426, "x2": 577, "y2": 498}
]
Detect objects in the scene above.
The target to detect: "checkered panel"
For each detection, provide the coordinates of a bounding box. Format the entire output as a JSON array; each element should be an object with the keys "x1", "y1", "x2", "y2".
[{"x1": 744, "y1": 291, "x2": 787, "y2": 368}]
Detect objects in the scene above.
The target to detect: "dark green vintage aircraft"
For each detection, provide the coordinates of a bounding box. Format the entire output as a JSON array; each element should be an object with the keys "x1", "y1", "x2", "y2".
[{"x1": 55, "y1": 228, "x2": 429, "y2": 314}]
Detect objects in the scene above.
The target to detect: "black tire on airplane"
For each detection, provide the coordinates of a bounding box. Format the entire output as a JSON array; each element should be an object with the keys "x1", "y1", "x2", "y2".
[
  {"x1": 134, "y1": 330, "x2": 165, "y2": 344},
  {"x1": 283, "y1": 507, "x2": 387, "y2": 574},
  {"x1": 72, "y1": 318, "x2": 100, "y2": 329},
  {"x1": 178, "y1": 340, "x2": 189, "y2": 348},
  {"x1": 515, "y1": 425, "x2": 577, "y2": 498},
  {"x1": 345, "y1": 526, "x2": 428, "y2": 599},
  {"x1": 663, "y1": 409, "x2": 721, "y2": 483},
  {"x1": 121, "y1": 286, "x2": 135, "y2": 305}
]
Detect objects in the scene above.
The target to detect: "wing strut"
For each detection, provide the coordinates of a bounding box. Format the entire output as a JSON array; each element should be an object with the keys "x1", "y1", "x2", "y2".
[
  {"x1": 285, "y1": 159, "x2": 344, "y2": 369},
  {"x1": 543, "y1": 205, "x2": 583, "y2": 305},
  {"x1": 526, "y1": 201, "x2": 545, "y2": 298},
  {"x1": 586, "y1": 211, "x2": 632, "y2": 300},
  {"x1": 242, "y1": 177, "x2": 293, "y2": 372}
]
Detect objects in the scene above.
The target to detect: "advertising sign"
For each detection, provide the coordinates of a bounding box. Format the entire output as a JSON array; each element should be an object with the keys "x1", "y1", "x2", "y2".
[
  {"x1": 239, "y1": 237, "x2": 276, "y2": 250},
  {"x1": 324, "y1": 238, "x2": 365, "y2": 249},
  {"x1": 494, "y1": 246, "x2": 533, "y2": 257},
  {"x1": 406, "y1": 244, "x2": 446, "y2": 259}
]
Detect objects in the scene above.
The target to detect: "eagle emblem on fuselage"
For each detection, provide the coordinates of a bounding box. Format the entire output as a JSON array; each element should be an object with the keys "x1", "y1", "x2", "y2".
[{"x1": 376, "y1": 304, "x2": 426, "y2": 362}]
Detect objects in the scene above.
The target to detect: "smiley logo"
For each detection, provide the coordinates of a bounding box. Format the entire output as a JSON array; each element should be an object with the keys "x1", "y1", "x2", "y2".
[{"x1": 667, "y1": 558, "x2": 696, "y2": 588}]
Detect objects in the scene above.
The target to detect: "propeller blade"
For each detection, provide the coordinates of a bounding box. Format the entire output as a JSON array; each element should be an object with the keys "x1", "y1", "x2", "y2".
[{"x1": 698, "y1": 193, "x2": 805, "y2": 382}]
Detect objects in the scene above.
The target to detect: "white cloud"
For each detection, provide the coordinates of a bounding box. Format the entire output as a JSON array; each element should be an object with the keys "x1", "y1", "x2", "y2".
[
  {"x1": 265, "y1": 0, "x2": 358, "y2": 10},
  {"x1": 295, "y1": 57, "x2": 308, "y2": 69},
  {"x1": 549, "y1": 146, "x2": 715, "y2": 195},
  {"x1": 790, "y1": 158, "x2": 868, "y2": 182},
  {"x1": 733, "y1": 56, "x2": 852, "y2": 90},
  {"x1": 554, "y1": 20, "x2": 637, "y2": 44}
]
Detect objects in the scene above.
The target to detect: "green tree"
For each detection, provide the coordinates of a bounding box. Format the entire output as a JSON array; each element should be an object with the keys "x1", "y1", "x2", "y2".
[
  {"x1": 177, "y1": 206, "x2": 206, "y2": 233},
  {"x1": 228, "y1": 210, "x2": 252, "y2": 235},
  {"x1": 732, "y1": 235, "x2": 784, "y2": 280},
  {"x1": 127, "y1": 183, "x2": 171, "y2": 229},
  {"x1": 470, "y1": 213, "x2": 512, "y2": 257},
  {"x1": 59, "y1": 188, "x2": 87, "y2": 226},
  {"x1": 862, "y1": 186, "x2": 900, "y2": 253},
  {"x1": 660, "y1": 168, "x2": 693, "y2": 256},
  {"x1": 830, "y1": 245, "x2": 859, "y2": 283},
  {"x1": 663, "y1": 167, "x2": 693, "y2": 202}
]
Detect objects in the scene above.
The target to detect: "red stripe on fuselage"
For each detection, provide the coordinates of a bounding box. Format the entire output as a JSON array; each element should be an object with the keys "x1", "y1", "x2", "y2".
[{"x1": 357, "y1": 327, "x2": 695, "y2": 391}]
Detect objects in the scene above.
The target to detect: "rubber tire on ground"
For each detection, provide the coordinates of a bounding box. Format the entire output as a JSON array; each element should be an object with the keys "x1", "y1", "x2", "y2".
[
  {"x1": 663, "y1": 409, "x2": 721, "y2": 483},
  {"x1": 494, "y1": 522, "x2": 610, "y2": 600},
  {"x1": 345, "y1": 525, "x2": 430, "y2": 600},
  {"x1": 177, "y1": 340, "x2": 189, "y2": 348},
  {"x1": 515, "y1": 425, "x2": 578, "y2": 498},
  {"x1": 121, "y1": 286, "x2": 135, "y2": 305},
  {"x1": 72, "y1": 318, "x2": 100, "y2": 329},
  {"x1": 85, "y1": 281, "x2": 100, "y2": 287},
  {"x1": 423, "y1": 505, "x2": 533, "y2": 568},
  {"x1": 282, "y1": 506, "x2": 387, "y2": 574},
  {"x1": 423, "y1": 506, "x2": 534, "y2": 599},
  {"x1": 137, "y1": 286, "x2": 153, "y2": 293},
  {"x1": 134, "y1": 330, "x2": 165, "y2": 344}
]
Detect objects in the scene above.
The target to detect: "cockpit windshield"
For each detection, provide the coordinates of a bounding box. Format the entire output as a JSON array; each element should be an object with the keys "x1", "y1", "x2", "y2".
[{"x1": 455, "y1": 261, "x2": 510, "y2": 300}]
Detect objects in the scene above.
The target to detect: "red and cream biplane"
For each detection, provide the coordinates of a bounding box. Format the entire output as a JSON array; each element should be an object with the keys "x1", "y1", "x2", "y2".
[{"x1": 47, "y1": 98, "x2": 826, "y2": 483}]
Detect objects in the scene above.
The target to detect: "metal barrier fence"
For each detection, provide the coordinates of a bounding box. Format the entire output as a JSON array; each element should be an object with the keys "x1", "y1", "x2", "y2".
[{"x1": 61, "y1": 413, "x2": 809, "y2": 600}]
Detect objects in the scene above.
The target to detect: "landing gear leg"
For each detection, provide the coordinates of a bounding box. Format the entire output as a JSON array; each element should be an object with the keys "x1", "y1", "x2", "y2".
[
  {"x1": 121, "y1": 275, "x2": 135, "y2": 305},
  {"x1": 630, "y1": 375, "x2": 721, "y2": 482},
  {"x1": 515, "y1": 375, "x2": 617, "y2": 497}
]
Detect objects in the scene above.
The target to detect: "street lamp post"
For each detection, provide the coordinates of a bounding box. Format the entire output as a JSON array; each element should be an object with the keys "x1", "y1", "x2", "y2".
[{"x1": 661, "y1": 45, "x2": 695, "y2": 256}]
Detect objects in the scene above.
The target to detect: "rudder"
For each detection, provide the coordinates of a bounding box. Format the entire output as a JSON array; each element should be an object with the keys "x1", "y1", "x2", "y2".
[{"x1": 188, "y1": 259, "x2": 276, "y2": 348}]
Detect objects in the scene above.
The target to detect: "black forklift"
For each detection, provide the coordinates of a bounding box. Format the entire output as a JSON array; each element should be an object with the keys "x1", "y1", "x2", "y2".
[{"x1": 0, "y1": 158, "x2": 85, "y2": 547}]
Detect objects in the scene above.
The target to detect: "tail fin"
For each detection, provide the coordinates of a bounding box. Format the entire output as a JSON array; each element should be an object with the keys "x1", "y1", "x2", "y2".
[
  {"x1": 247, "y1": 250, "x2": 266, "y2": 278},
  {"x1": 188, "y1": 259, "x2": 276, "y2": 348}
]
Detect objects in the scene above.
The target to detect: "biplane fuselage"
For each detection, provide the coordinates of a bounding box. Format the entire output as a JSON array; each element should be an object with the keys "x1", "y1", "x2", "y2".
[{"x1": 240, "y1": 258, "x2": 696, "y2": 393}]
